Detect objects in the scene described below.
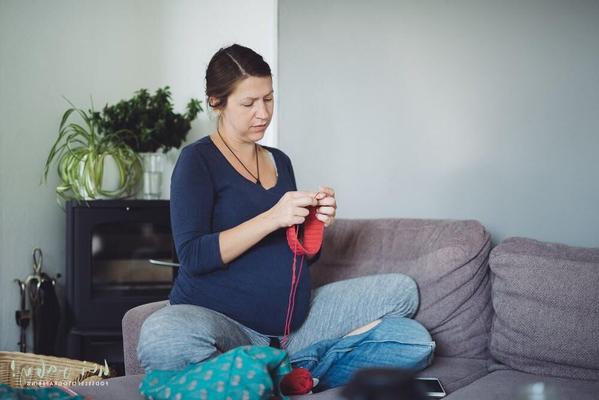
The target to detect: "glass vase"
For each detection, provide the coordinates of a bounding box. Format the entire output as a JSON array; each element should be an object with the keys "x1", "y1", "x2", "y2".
[{"x1": 140, "y1": 152, "x2": 164, "y2": 199}]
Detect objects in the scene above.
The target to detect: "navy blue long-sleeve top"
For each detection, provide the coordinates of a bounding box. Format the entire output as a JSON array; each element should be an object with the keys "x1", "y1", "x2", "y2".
[{"x1": 169, "y1": 136, "x2": 319, "y2": 336}]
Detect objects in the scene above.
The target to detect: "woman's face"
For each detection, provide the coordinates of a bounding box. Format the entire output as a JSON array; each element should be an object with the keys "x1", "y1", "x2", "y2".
[{"x1": 219, "y1": 75, "x2": 274, "y2": 142}]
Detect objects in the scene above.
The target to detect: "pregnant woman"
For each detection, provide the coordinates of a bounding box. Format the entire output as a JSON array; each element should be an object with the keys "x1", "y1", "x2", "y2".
[{"x1": 137, "y1": 44, "x2": 434, "y2": 391}]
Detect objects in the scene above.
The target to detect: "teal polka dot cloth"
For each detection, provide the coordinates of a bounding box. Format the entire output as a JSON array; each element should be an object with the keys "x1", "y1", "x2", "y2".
[{"x1": 139, "y1": 345, "x2": 292, "y2": 400}]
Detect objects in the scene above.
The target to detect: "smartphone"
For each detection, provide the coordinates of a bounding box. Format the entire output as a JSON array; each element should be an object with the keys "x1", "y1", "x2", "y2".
[{"x1": 415, "y1": 377, "x2": 446, "y2": 398}]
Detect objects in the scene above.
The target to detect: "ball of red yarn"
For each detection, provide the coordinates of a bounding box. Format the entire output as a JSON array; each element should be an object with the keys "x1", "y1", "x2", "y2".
[{"x1": 280, "y1": 367, "x2": 314, "y2": 395}]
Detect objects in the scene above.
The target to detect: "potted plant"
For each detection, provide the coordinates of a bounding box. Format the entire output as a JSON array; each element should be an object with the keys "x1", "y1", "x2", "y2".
[
  {"x1": 91, "y1": 87, "x2": 202, "y2": 199},
  {"x1": 42, "y1": 97, "x2": 142, "y2": 204}
]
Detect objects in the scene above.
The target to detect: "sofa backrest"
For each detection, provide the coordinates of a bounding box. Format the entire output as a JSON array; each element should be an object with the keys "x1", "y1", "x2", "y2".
[
  {"x1": 489, "y1": 237, "x2": 599, "y2": 380},
  {"x1": 310, "y1": 218, "x2": 492, "y2": 359}
]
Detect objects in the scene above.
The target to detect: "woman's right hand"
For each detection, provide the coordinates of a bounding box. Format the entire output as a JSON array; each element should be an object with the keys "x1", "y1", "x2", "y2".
[{"x1": 266, "y1": 191, "x2": 320, "y2": 229}]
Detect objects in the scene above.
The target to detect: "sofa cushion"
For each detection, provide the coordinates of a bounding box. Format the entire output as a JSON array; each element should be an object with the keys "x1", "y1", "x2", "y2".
[
  {"x1": 310, "y1": 218, "x2": 492, "y2": 359},
  {"x1": 445, "y1": 370, "x2": 599, "y2": 400},
  {"x1": 489, "y1": 237, "x2": 599, "y2": 380}
]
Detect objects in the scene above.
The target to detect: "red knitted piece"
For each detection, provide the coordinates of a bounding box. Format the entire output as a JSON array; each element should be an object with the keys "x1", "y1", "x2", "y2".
[
  {"x1": 285, "y1": 206, "x2": 324, "y2": 256},
  {"x1": 280, "y1": 368, "x2": 314, "y2": 395}
]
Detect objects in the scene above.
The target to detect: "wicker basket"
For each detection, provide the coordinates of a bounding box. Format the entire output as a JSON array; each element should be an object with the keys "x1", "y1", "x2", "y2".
[{"x1": 0, "y1": 351, "x2": 111, "y2": 388}]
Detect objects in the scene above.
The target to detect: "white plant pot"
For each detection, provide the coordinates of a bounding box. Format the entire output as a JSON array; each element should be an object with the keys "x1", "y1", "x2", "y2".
[
  {"x1": 101, "y1": 155, "x2": 121, "y2": 194},
  {"x1": 76, "y1": 154, "x2": 123, "y2": 199}
]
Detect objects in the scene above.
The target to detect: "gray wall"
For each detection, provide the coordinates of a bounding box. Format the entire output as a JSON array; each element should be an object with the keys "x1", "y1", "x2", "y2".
[{"x1": 279, "y1": 0, "x2": 599, "y2": 248}]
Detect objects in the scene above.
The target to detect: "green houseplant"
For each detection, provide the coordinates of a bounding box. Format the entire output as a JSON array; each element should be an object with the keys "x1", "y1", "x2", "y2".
[
  {"x1": 91, "y1": 86, "x2": 203, "y2": 154},
  {"x1": 90, "y1": 86, "x2": 202, "y2": 199},
  {"x1": 42, "y1": 98, "x2": 142, "y2": 202}
]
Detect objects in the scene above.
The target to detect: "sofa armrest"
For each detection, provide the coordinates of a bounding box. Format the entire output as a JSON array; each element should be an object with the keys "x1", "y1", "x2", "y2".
[{"x1": 122, "y1": 300, "x2": 168, "y2": 375}]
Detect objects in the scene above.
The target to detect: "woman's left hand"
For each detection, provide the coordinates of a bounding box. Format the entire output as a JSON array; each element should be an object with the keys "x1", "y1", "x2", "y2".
[{"x1": 315, "y1": 186, "x2": 337, "y2": 228}]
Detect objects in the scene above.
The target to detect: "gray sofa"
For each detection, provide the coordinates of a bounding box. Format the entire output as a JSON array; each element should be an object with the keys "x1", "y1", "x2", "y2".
[{"x1": 75, "y1": 218, "x2": 599, "y2": 399}]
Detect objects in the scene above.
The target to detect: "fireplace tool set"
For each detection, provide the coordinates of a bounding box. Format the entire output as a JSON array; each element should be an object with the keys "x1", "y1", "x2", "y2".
[{"x1": 14, "y1": 248, "x2": 61, "y2": 354}]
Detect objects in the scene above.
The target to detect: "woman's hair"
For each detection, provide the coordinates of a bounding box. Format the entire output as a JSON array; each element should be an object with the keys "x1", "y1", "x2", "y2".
[{"x1": 205, "y1": 44, "x2": 272, "y2": 110}]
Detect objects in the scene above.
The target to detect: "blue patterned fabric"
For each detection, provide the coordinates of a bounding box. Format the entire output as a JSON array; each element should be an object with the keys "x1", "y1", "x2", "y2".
[{"x1": 139, "y1": 345, "x2": 292, "y2": 400}]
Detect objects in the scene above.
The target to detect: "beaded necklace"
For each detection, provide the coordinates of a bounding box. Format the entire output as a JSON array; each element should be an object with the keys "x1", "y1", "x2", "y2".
[{"x1": 217, "y1": 127, "x2": 261, "y2": 186}]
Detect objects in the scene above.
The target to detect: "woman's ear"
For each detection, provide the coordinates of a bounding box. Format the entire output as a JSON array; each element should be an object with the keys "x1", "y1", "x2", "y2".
[
  {"x1": 208, "y1": 96, "x2": 218, "y2": 108},
  {"x1": 209, "y1": 97, "x2": 223, "y2": 120}
]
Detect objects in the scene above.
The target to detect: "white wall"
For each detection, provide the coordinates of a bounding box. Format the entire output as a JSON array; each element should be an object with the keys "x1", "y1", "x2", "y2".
[
  {"x1": 0, "y1": 0, "x2": 277, "y2": 351},
  {"x1": 279, "y1": 0, "x2": 599, "y2": 248}
]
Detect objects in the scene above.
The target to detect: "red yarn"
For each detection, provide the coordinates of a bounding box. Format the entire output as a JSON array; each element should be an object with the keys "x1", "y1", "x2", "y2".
[
  {"x1": 281, "y1": 196, "x2": 325, "y2": 347},
  {"x1": 280, "y1": 368, "x2": 314, "y2": 395}
]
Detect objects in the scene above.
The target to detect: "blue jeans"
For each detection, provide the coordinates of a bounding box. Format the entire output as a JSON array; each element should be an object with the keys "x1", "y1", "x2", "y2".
[
  {"x1": 290, "y1": 316, "x2": 435, "y2": 391},
  {"x1": 138, "y1": 273, "x2": 434, "y2": 390}
]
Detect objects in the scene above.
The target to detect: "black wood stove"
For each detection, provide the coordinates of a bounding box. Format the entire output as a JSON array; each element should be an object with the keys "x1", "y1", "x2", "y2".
[{"x1": 65, "y1": 200, "x2": 176, "y2": 375}]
